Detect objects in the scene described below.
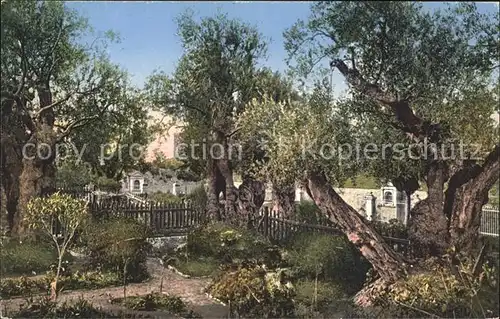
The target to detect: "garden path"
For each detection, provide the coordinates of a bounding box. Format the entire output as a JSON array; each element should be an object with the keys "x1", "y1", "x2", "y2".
[{"x1": 1, "y1": 258, "x2": 228, "y2": 318}]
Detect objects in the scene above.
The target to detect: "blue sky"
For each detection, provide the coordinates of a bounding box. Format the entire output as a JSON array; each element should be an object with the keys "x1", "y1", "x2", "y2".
[{"x1": 67, "y1": 1, "x2": 499, "y2": 91}]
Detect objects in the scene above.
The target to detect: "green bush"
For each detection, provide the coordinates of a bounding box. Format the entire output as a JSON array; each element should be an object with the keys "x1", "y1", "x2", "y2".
[
  {"x1": 185, "y1": 222, "x2": 281, "y2": 266},
  {"x1": 55, "y1": 159, "x2": 93, "y2": 188},
  {"x1": 292, "y1": 201, "x2": 331, "y2": 225},
  {"x1": 374, "y1": 258, "x2": 500, "y2": 318},
  {"x1": 0, "y1": 275, "x2": 50, "y2": 299},
  {"x1": 12, "y1": 296, "x2": 118, "y2": 318},
  {"x1": 285, "y1": 233, "x2": 369, "y2": 292},
  {"x1": 94, "y1": 176, "x2": 122, "y2": 193},
  {"x1": 0, "y1": 270, "x2": 121, "y2": 299},
  {"x1": 113, "y1": 292, "x2": 202, "y2": 318},
  {"x1": 82, "y1": 218, "x2": 151, "y2": 282},
  {"x1": 370, "y1": 219, "x2": 408, "y2": 238},
  {"x1": 185, "y1": 184, "x2": 208, "y2": 212},
  {"x1": 0, "y1": 240, "x2": 56, "y2": 276},
  {"x1": 207, "y1": 264, "x2": 295, "y2": 318},
  {"x1": 294, "y1": 279, "x2": 345, "y2": 311}
]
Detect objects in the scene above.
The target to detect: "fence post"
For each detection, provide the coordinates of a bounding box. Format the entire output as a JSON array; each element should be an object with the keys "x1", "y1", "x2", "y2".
[
  {"x1": 263, "y1": 207, "x2": 269, "y2": 238},
  {"x1": 150, "y1": 203, "x2": 154, "y2": 230}
]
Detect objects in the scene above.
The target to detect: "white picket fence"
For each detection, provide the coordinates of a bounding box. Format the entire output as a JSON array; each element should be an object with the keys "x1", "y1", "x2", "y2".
[{"x1": 480, "y1": 205, "x2": 499, "y2": 237}]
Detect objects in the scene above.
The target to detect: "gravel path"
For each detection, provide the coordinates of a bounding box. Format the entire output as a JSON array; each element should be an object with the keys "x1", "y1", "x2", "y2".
[{"x1": 1, "y1": 258, "x2": 228, "y2": 318}]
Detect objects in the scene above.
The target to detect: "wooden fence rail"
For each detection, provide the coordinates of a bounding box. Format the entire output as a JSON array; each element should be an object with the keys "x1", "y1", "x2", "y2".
[
  {"x1": 253, "y1": 207, "x2": 413, "y2": 256},
  {"x1": 88, "y1": 201, "x2": 206, "y2": 234}
]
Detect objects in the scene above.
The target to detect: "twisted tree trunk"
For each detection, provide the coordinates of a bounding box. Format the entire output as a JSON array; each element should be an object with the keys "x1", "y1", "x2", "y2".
[
  {"x1": 408, "y1": 162, "x2": 450, "y2": 257},
  {"x1": 307, "y1": 170, "x2": 405, "y2": 283},
  {"x1": 271, "y1": 182, "x2": 296, "y2": 218},
  {"x1": 0, "y1": 138, "x2": 21, "y2": 232},
  {"x1": 237, "y1": 175, "x2": 265, "y2": 229},
  {"x1": 206, "y1": 158, "x2": 225, "y2": 221},
  {"x1": 446, "y1": 146, "x2": 500, "y2": 253},
  {"x1": 14, "y1": 88, "x2": 57, "y2": 235}
]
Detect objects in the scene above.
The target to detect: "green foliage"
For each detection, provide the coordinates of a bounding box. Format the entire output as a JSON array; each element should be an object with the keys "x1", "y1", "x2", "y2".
[
  {"x1": 0, "y1": 240, "x2": 56, "y2": 276},
  {"x1": 1, "y1": 0, "x2": 133, "y2": 166},
  {"x1": 185, "y1": 222, "x2": 281, "y2": 266},
  {"x1": 285, "y1": 233, "x2": 369, "y2": 291},
  {"x1": 169, "y1": 257, "x2": 219, "y2": 278},
  {"x1": 81, "y1": 218, "x2": 151, "y2": 282},
  {"x1": 380, "y1": 258, "x2": 499, "y2": 318},
  {"x1": 185, "y1": 185, "x2": 208, "y2": 212},
  {"x1": 0, "y1": 275, "x2": 50, "y2": 299},
  {"x1": 292, "y1": 201, "x2": 330, "y2": 225},
  {"x1": 55, "y1": 159, "x2": 94, "y2": 188},
  {"x1": 148, "y1": 191, "x2": 183, "y2": 204},
  {"x1": 283, "y1": 1, "x2": 499, "y2": 186},
  {"x1": 25, "y1": 193, "x2": 89, "y2": 237},
  {"x1": 152, "y1": 154, "x2": 184, "y2": 171},
  {"x1": 113, "y1": 292, "x2": 202, "y2": 318},
  {"x1": 238, "y1": 90, "x2": 358, "y2": 188},
  {"x1": 342, "y1": 174, "x2": 380, "y2": 189},
  {"x1": 145, "y1": 10, "x2": 268, "y2": 181},
  {"x1": 207, "y1": 264, "x2": 295, "y2": 318},
  {"x1": 294, "y1": 279, "x2": 345, "y2": 311},
  {"x1": 12, "y1": 296, "x2": 116, "y2": 318},
  {"x1": 25, "y1": 192, "x2": 89, "y2": 299},
  {"x1": 370, "y1": 219, "x2": 408, "y2": 238},
  {"x1": 94, "y1": 175, "x2": 122, "y2": 192},
  {"x1": 0, "y1": 270, "x2": 120, "y2": 299}
]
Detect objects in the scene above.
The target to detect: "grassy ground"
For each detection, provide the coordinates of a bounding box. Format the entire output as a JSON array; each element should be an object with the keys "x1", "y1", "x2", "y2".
[
  {"x1": 168, "y1": 257, "x2": 220, "y2": 278},
  {"x1": 0, "y1": 239, "x2": 59, "y2": 277}
]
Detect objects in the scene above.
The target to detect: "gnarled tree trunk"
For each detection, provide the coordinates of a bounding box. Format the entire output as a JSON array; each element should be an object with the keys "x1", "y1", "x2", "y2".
[
  {"x1": 408, "y1": 162, "x2": 450, "y2": 257},
  {"x1": 446, "y1": 146, "x2": 500, "y2": 253},
  {"x1": 13, "y1": 89, "x2": 57, "y2": 235},
  {"x1": 307, "y1": 170, "x2": 405, "y2": 283},
  {"x1": 206, "y1": 158, "x2": 225, "y2": 221},
  {"x1": 15, "y1": 137, "x2": 57, "y2": 234},
  {"x1": 0, "y1": 138, "x2": 22, "y2": 233},
  {"x1": 237, "y1": 175, "x2": 265, "y2": 229},
  {"x1": 271, "y1": 182, "x2": 296, "y2": 218}
]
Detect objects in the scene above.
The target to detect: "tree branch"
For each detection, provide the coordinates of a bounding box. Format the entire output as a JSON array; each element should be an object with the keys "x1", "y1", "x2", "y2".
[
  {"x1": 56, "y1": 115, "x2": 99, "y2": 141},
  {"x1": 330, "y1": 58, "x2": 434, "y2": 140},
  {"x1": 33, "y1": 93, "x2": 74, "y2": 118}
]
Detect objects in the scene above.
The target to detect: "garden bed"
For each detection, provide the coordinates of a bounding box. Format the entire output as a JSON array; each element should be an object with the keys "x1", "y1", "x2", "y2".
[{"x1": 111, "y1": 293, "x2": 202, "y2": 318}]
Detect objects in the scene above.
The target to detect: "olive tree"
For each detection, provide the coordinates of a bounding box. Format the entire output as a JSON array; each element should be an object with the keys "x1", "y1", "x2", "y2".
[
  {"x1": 284, "y1": 1, "x2": 499, "y2": 256},
  {"x1": 1, "y1": 0, "x2": 129, "y2": 234}
]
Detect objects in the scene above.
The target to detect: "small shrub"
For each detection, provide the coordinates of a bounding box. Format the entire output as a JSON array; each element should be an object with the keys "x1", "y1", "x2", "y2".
[
  {"x1": 82, "y1": 218, "x2": 151, "y2": 282},
  {"x1": 12, "y1": 296, "x2": 114, "y2": 318},
  {"x1": 207, "y1": 264, "x2": 295, "y2": 318},
  {"x1": 285, "y1": 232, "x2": 370, "y2": 292},
  {"x1": 370, "y1": 219, "x2": 408, "y2": 238},
  {"x1": 185, "y1": 184, "x2": 208, "y2": 212},
  {"x1": 294, "y1": 279, "x2": 345, "y2": 310},
  {"x1": 0, "y1": 275, "x2": 50, "y2": 299},
  {"x1": 94, "y1": 176, "x2": 122, "y2": 193},
  {"x1": 378, "y1": 258, "x2": 499, "y2": 318},
  {"x1": 113, "y1": 293, "x2": 202, "y2": 317},
  {"x1": 0, "y1": 270, "x2": 121, "y2": 299},
  {"x1": 292, "y1": 201, "x2": 330, "y2": 225},
  {"x1": 25, "y1": 193, "x2": 89, "y2": 300}
]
